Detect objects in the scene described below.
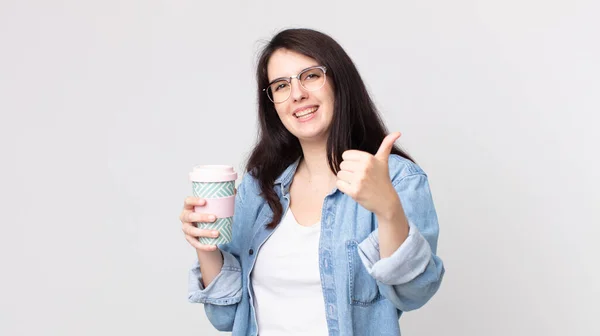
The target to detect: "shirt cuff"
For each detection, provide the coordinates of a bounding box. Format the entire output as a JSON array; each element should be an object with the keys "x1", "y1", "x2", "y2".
[
  {"x1": 357, "y1": 221, "x2": 432, "y2": 285},
  {"x1": 188, "y1": 250, "x2": 242, "y2": 305}
]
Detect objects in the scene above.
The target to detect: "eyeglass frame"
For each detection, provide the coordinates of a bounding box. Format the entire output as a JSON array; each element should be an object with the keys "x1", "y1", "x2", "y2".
[{"x1": 262, "y1": 65, "x2": 328, "y2": 103}]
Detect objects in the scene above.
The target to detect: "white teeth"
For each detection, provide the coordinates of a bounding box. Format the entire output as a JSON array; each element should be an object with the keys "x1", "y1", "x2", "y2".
[{"x1": 294, "y1": 107, "x2": 318, "y2": 118}]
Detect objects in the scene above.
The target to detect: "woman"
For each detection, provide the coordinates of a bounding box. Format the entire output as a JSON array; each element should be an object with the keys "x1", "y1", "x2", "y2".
[{"x1": 180, "y1": 28, "x2": 445, "y2": 336}]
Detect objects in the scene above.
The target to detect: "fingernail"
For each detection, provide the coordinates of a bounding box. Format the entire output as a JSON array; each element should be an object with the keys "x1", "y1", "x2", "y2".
[
  {"x1": 212, "y1": 231, "x2": 219, "y2": 237},
  {"x1": 208, "y1": 215, "x2": 216, "y2": 221}
]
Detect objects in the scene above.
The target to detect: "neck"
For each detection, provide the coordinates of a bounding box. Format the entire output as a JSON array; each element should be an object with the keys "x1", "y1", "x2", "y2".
[{"x1": 297, "y1": 138, "x2": 336, "y2": 184}]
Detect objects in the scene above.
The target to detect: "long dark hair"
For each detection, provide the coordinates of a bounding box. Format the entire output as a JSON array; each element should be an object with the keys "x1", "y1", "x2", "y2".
[{"x1": 246, "y1": 28, "x2": 414, "y2": 229}]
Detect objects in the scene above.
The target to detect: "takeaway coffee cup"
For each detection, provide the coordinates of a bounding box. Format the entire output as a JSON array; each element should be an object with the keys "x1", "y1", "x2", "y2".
[{"x1": 189, "y1": 165, "x2": 238, "y2": 245}]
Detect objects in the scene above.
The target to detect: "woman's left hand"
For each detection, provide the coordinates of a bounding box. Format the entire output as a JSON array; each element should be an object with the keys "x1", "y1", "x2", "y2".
[{"x1": 336, "y1": 132, "x2": 402, "y2": 217}]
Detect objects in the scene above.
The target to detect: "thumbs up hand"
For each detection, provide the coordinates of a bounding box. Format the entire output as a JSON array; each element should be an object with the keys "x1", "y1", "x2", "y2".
[{"x1": 336, "y1": 132, "x2": 402, "y2": 215}]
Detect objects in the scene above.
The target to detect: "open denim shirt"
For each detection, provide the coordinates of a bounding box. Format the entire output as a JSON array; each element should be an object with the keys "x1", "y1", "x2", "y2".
[{"x1": 188, "y1": 154, "x2": 445, "y2": 336}]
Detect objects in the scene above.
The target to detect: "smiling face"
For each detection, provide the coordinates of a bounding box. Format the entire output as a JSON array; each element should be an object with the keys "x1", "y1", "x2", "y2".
[{"x1": 266, "y1": 49, "x2": 335, "y2": 143}]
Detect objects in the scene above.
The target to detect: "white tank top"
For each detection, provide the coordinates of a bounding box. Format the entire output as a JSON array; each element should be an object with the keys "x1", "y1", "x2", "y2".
[{"x1": 250, "y1": 208, "x2": 329, "y2": 336}]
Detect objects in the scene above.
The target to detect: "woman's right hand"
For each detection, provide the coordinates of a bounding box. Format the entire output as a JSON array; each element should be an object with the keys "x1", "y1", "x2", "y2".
[{"x1": 180, "y1": 196, "x2": 220, "y2": 252}]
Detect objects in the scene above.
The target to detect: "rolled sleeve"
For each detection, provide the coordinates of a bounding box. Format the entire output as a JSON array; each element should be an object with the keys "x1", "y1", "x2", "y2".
[
  {"x1": 357, "y1": 221, "x2": 432, "y2": 285},
  {"x1": 188, "y1": 250, "x2": 243, "y2": 305}
]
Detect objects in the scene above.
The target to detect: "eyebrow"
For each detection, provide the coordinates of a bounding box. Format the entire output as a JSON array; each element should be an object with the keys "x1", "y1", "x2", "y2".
[{"x1": 268, "y1": 65, "x2": 321, "y2": 85}]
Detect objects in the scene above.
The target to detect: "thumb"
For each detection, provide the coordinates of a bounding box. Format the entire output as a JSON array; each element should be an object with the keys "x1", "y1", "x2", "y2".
[{"x1": 375, "y1": 132, "x2": 402, "y2": 161}]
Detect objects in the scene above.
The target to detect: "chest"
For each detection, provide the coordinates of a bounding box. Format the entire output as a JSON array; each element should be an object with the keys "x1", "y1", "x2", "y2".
[
  {"x1": 251, "y1": 209, "x2": 322, "y2": 286},
  {"x1": 288, "y1": 179, "x2": 332, "y2": 227}
]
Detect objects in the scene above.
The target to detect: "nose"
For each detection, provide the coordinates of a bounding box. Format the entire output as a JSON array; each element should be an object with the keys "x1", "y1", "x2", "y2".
[{"x1": 290, "y1": 77, "x2": 307, "y2": 102}]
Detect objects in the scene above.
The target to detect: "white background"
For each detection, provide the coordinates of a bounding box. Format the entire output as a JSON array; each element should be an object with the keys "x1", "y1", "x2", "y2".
[{"x1": 1, "y1": 1, "x2": 598, "y2": 335}]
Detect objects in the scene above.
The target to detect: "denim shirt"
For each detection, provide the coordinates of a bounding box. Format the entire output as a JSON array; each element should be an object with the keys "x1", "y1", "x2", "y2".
[{"x1": 188, "y1": 154, "x2": 445, "y2": 336}]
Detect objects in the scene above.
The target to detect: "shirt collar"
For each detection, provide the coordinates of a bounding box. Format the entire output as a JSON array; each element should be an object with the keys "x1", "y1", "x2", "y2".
[{"x1": 274, "y1": 157, "x2": 301, "y2": 193}]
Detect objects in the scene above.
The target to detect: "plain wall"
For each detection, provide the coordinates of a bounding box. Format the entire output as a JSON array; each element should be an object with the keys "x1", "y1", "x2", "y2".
[{"x1": 1, "y1": 0, "x2": 598, "y2": 335}]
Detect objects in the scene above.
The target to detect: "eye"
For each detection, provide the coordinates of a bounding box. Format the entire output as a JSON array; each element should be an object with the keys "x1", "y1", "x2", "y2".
[
  {"x1": 302, "y1": 69, "x2": 322, "y2": 81},
  {"x1": 274, "y1": 82, "x2": 289, "y2": 91},
  {"x1": 269, "y1": 80, "x2": 288, "y2": 94}
]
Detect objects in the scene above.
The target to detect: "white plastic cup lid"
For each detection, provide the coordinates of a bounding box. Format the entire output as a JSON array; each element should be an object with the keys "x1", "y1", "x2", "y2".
[{"x1": 189, "y1": 165, "x2": 238, "y2": 183}]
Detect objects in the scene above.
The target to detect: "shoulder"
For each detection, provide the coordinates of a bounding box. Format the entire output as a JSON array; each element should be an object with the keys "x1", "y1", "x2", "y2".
[
  {"x1": 235, "y1": 171, "x2": 263, "y2": 203},
  {"x1": 387, "y1": 154, "x2": 427, "y2": 184}
]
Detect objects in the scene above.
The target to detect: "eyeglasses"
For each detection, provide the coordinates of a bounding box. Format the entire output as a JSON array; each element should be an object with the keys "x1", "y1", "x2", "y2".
[{"x1": 263, "y1": 65, "x2": 328, "y2": 103}]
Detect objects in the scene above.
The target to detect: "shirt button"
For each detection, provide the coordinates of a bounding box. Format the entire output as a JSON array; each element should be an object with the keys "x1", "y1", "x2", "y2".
[{"x1": 249, "y1": 249, "x2": 254, "y2": 255}]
